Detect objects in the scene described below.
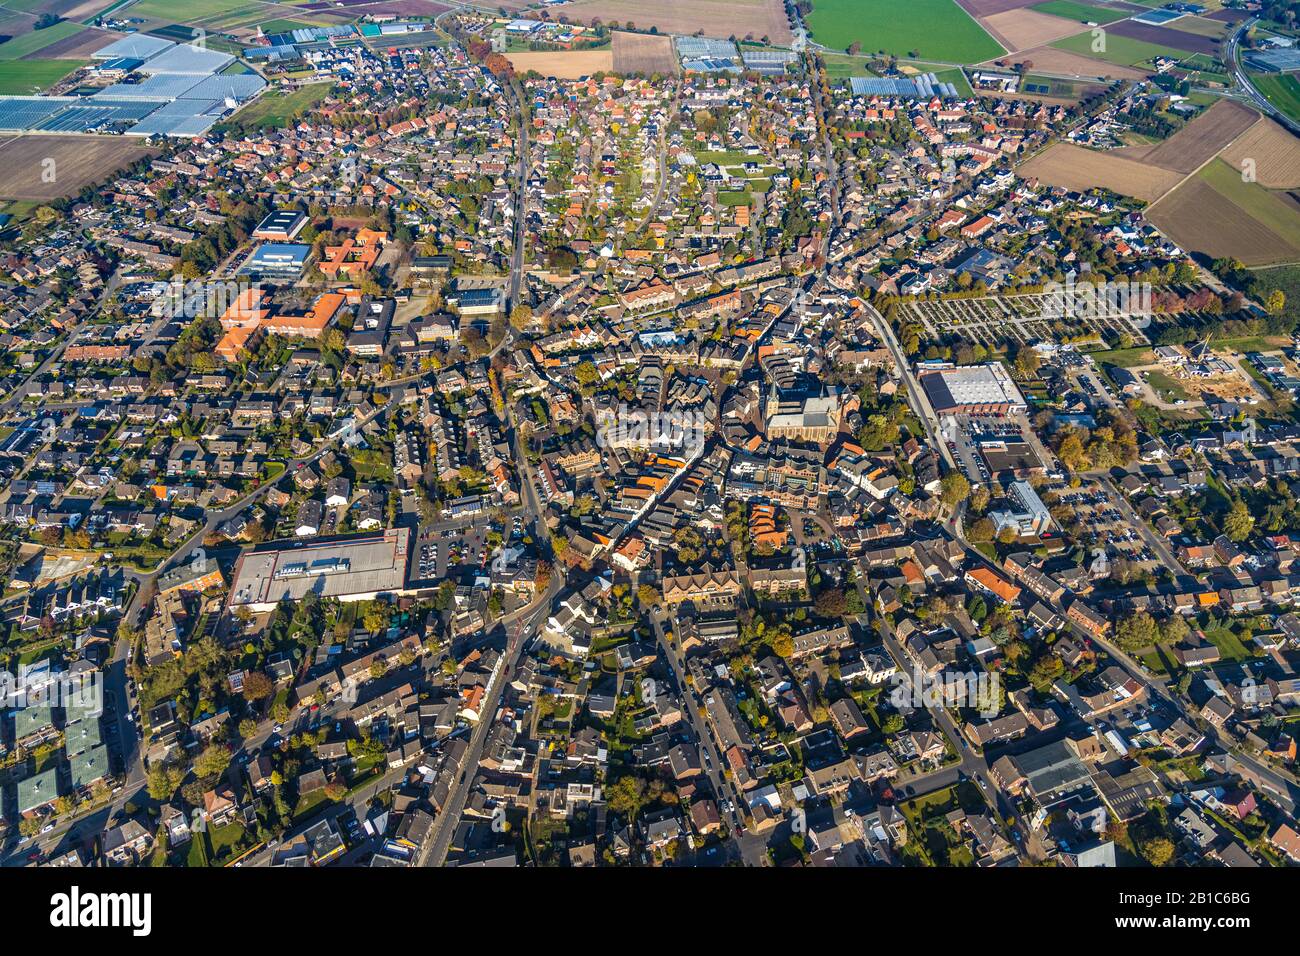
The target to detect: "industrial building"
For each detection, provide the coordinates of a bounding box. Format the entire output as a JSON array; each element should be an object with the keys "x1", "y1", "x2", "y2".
[
  {"x1": 919, "y1": 362, "x2": 1027, "y2": 416},
  {"x1": 0, "y1": 36, "x2": 264, "y2": 138},
  {"x1": 227, "y1": 527, "x2": 412, "y2": 611}
]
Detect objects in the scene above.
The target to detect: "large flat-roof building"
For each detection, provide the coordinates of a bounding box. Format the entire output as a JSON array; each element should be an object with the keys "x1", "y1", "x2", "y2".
[
  {"x1": 919, "y1": 362, "x2": 1027, "y2": 416},
  {"x1": 228, "y1": 528, "x2": 411, "y2": 612}
]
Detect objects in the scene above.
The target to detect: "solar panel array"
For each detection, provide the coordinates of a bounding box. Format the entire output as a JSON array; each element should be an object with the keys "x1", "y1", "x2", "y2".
[
  {"x1": 849, "y1": 74, "x2": 958, "y2": 99},
  {"x1": 0, "y1": 34, "x2": 263, "y2": 137}
]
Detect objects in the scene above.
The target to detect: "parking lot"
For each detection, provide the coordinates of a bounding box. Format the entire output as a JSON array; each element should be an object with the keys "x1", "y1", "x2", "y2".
[
  {"x1": 411, "y1": 509, "x2": 526, "y2": 584},
  {"x1": 1040, "y1": 479, "x2": 1161, "y2": 575}
]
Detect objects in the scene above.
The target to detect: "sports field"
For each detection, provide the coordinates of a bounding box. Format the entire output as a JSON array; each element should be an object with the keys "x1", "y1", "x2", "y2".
[{"x1": 807, "y1": 0, "x2": 1005, "y2": 63}]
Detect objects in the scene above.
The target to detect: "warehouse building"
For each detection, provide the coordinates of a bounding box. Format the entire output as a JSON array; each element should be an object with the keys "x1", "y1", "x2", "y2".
[
  {"x1": 919, "y1": 362, "x2": 1027, "y2": 416},
  {"x1": 228, "y1": 528, "x2": 411, "y2": 611}
]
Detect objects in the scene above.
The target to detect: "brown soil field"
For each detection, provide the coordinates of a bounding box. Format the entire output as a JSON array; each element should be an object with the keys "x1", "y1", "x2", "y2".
[
  {"x1": 1206, "y1": 7, "x2": 1249, "y2": 22},
  {"x1": 559, "y1": 0, "x2": 793, "y2": 45},
  {"x1": 1019, "y1": 141, "x2": 1183, "y2": 201},
  {"x1": 981, "y1": 9, "x2": 1086, "y2": 51},
  {"x1": 986, "y1": 45, "x2": 1147, "y2": 79},
  {"x1": 0, "y1": 135, "x2": 155, "y2": 201},
  {"x1": 26, "y1": 26, "x2": 122, "y2": 60},
  {"x1": 1221, "y1": 118, "x2": 1300, "y2": 189},
  {"x1": 957, "y1": 0, "x2": 1038, "y2": 16},
  {"x1": 1109, "y1": 19, "x2": 1219, "y2": 56},
  {"x1": 1141, "y1": 99, "x2": 1259, "y2": 174},
  {"x1": 1147, "y1": 177, "x2": 1300, "y2": 266},
  {"x1": 507, "y1": 49, "x2": 615, "y2": 78},
  {"x1": 612, "y1": 31, "x2": 677, "y2": 74},
  {"x1": 0, "y1": 12, "x2": 35, "y2": 41},
  {"x1": 1166, "y1": 15, "x2": 1231, "y2": 38}
]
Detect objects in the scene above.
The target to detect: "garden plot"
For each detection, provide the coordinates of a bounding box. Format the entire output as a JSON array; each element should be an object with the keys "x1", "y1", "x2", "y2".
[{"x1": 907, "y1": 292, "x2": 1153, "y2": 348}]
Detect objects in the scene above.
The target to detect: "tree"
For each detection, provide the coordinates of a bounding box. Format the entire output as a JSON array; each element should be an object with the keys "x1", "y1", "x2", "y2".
[
  {"x1": 1139, "y1": 836, "x2": 1175, "y2": 867},
  {"x1": 940, "y1": 471, "x2": 971, "y2": 509},
  {"x1": 814, "y1": 588, "x2": 848, "y2": 619},
  {"x1": 193, "y1": 744, "x2": 232, "y2": 780},
  {"x1": 146, "y1": 763, "x2": 185, "y2": 801},
  {"x1": 242, "y1": 671, "x2": 273, "y2": 702},
  {"x1": 1115, "y1": 610, "x2": 1159, "y2": 652},
  {"x1": 1224, "y1": 498, "x2": 1254, "y2": 543},
  {"x1": 1267, "y1": 289, "x2": 1286, "y2": 316},
  {"x1": 605, "y1": 774, "x2": 648, "y2": 819},
  {"x1": 881, "y1": 714, "x2": 905, "y2": 735},
  {"x1": 238, "y1": 718, "x2": 258, "y2": 739}
]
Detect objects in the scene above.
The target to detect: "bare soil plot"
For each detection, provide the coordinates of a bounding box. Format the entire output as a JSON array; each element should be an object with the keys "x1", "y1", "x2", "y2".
[
  {"x1": 1206, "y1": 7, "x2": 1249, "y2": 22},
  {"x1": 559, "y1": 0, "x2": 793, "y2": 45},
  {"x1": 0, "y1": 134, "x2": 155, "y2": 201},
  {"x1": 957, "y1": 0, "x2": 1038, "y2": 15},
  {"x1": 1019, "y1": 141, "x2": 1183, "y2": 201},
  {"x1": 1166, "y1": 15, "x2": 1231, "y2": 38},
  {"x1": 987, "y1": 44, "x2": 1147, "y2": 78},
  {"x1": 25, "y1": 26, "x2": 121, "y2": 60},
  {"x1": 1108, "y1": 19, "x2": 1220, "y2": 56},
  {"x1": 982, "y1": 9, "x2": 1083, "y2": 51},
  {"x1": 1220, "y1": 117, "x2": 1300, "y2": 189},
  {"x1": 612, "y1": 31, "x2": 677, "y2": 74},
  {"x1": 1147, "y1": 176, "x2": 1300, "y2": 266},
  {"x1": 507, "y1": 49, "x2": 615, "y2": 78},
  {"x1": 1141, "y1": 99, "x2": 1259, "y2": 173}
]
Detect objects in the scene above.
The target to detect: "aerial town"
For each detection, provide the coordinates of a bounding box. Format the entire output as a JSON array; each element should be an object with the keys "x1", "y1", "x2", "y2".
[{"x1": 0, "y1": 0, "x2": 1294, "y2": 891}]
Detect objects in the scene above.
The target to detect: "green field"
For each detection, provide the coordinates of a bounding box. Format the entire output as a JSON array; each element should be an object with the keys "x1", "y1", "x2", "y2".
[
  {"x1": 0, "y1": 58, "x2": 86, "y2": 93},
  {"x1": 0, "y1": 20, "x2": 84, "y2": 59},
  {"x1": 1051, "y1": 29, "x2": 1173, "y2": 66},
  {"x1": 1030, "y1": 1, "x2": 1127, "y2": 24},
  {"x1": 126, "y1": 0, "x2": 258, "y2": 20},
  {"x1": 225, "y1": 81, "x2": 333, "y2": 129},
  {"x1": 807, "y1": 0, "x2": 1004, "y2": 64},
  {"x1": 1200, "y1": 157, "x2": 1300, "y2": 250},
  {"x1": 1251, "y1": 72, "x2": 1300, "y2": 125}
]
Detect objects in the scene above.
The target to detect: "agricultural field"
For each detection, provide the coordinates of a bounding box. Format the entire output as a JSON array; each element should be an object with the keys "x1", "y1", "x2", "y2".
[
  {"x1": 611, "y1": 31, "x2": 677, "y2": 75},
  {"x1": 0, "y1": 18, "x2": 83, "y2": 58},
  {"x1": 981, "y1": 8, "x2": 1084, "y2": 51},
  {"x1": 1147, "y1": 159, "x2": 1300, "y2": 266},
  {"x1": 1109, "y1": 18, "x2": 1220, "y2": 56},
  {"x1": 807, "y1": 0, "x2": 1005, "y2": 63},
  {"x1": 1018, "y1": 142, "x2": 1183, "y2": 202},
  {"x1": 990, "y1": 44, "x2": 1147, "y2": 79},
  {"x1": 0, "y1": 134, "x2": 154, "y2": 200},
  {"x1": 559, "y1": 0, "x2": 793, "y2": 45},
  {"x1": 506, "y1": 49, "x2": 615, "y2": 77},
  {"x1": 1029, "y1": 1, "x2": 1127, "y2": 23},
  {"x1": 1220, "y1": 117, "x2": 1300, "y2": 189},
  {"x1": 1140, "y1": 99, "x2": 1258, "y2": 174},
  {"x1": 1050, "y1": 28, "x2": 1170, "y2": 67},
  {"x1": 0, "y1": 57, "x2": 86, "y2": 92},
  {"x1": 1251, "y1": 72, "x2": 1300, "y2": 126},
  {"x1": 24, "y1": 24, "x2": 119, "y2": 58}
]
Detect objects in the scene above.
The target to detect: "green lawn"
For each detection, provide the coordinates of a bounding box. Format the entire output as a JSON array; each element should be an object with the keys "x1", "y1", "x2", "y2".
[
  {"x1": 0, "y1": 20, "x2": 84, "y2": 59},
  {"x1": 807, "y1": 0, "x2": 1004, "y2": 64},
  {"x1": 226, "y1": 81, "x2": 333, "y2": 129},
  {"x1": 1030, "y1": 1, "x2": 1128, "y2": 24},
  {"x1": 1051, "y1": 29, "x2": 1173, "y2": 66},
  {"x1": 127, "y1": 0, "x2": 257, "y2": 20},
  {"x1": 0, "y1": 59, "x2": 86, "y2": 93},
  {"x1": 1251, "y1": 72, "x2": 1300, "y2": 125}
]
